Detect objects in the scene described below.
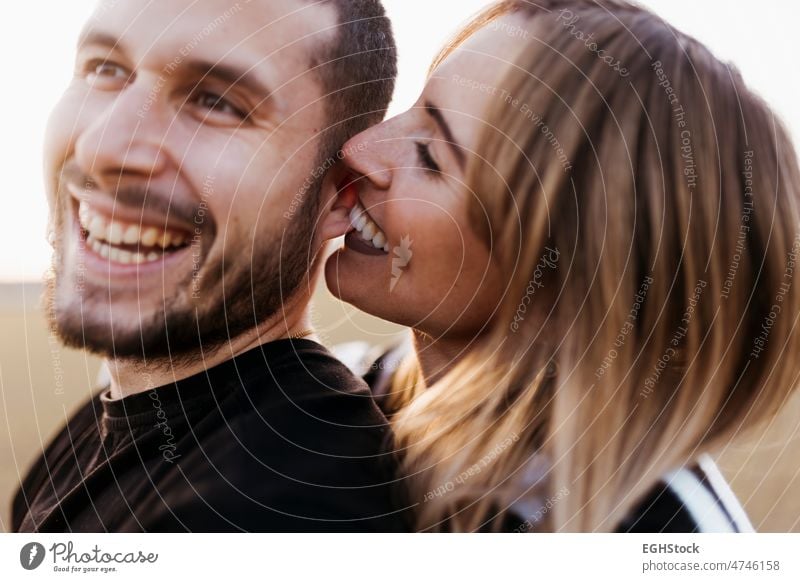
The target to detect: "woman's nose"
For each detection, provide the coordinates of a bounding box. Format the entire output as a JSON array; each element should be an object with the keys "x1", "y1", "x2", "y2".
[{"x1": 341, "y1": 118, "x2": 408, "y2": 190}]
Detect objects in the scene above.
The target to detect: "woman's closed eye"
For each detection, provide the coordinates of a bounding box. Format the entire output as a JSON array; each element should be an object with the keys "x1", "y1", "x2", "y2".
[{"x1": 416, "y1": 141, "x2": 441, "y2": 175}]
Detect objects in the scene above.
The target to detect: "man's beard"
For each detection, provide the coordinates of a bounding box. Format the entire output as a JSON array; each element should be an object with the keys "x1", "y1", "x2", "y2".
[{"x1": 45, "y1": 181, "x2": 321, "y2": 368}]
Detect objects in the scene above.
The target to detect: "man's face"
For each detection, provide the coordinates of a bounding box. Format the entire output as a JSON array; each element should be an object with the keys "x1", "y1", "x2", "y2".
[{"x1": 45, "y1": 0, "x2": 337, "y2": 360}]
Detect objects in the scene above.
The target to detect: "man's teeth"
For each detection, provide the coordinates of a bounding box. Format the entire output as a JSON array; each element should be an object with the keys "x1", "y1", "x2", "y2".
[
  {"x1": 349, "y1": 202, "x2": 390, "y2": 252},
  {"x1": 78, "y1": 201, "x2": 188, "y2": 260},
  {"x1": 88, "y1": 238, "x2": 162, "y2": 265}
]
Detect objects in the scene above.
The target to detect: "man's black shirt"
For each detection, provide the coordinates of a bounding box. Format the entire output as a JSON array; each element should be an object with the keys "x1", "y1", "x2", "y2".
[{"x1": 12, "y1": 339, "x2": 408, "y2": 532}]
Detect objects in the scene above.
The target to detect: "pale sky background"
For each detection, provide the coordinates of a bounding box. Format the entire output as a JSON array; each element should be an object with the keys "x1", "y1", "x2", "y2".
[{"x1": 1, "y1": 1, "x2": 798, "y2": 282}]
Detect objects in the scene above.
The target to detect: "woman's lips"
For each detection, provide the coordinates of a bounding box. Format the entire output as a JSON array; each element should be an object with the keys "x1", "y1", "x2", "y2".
[
  {"x1": 325, "y1": 175, "x2": 391, "y2": 253},
  {"x1": 344, "y1": 230, "x2": 388, "y2": 256},
  {"x1": 349, "y1": 201, "x2": 390, "y2": 253}
]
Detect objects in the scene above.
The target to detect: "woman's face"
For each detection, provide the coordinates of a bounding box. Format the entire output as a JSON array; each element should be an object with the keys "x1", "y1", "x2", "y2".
[{"x1": 321, "y1": 15, "x2": 527, "y2": 339}]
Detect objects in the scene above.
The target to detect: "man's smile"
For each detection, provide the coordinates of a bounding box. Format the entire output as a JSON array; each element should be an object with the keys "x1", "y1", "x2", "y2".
[
  {"x1": 78, "y1": 200, "x2": 190, "y2": 265},
  {"x1": 66, "y1": 183, "x2": 196, "y2": 275}
]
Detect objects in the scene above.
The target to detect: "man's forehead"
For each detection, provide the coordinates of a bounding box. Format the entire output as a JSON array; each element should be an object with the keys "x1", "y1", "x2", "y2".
[{"x1": 84, "y1": 0, "x2": 337, "y2": 66}]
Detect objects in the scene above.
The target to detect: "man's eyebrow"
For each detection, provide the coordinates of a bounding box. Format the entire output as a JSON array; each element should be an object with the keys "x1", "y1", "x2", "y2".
[
  {"x1": 184, "y1": 60, "x2": 273, "y2": 101},
  {"x1": 77, "y1": 29, "x2": 125, "y2": 51},
  {"x1": 425, "y1": 101, "x2": 466, "y2": 168},
  {"x1": 76, "y1": 31, "x2": 273, "y2": 102}
]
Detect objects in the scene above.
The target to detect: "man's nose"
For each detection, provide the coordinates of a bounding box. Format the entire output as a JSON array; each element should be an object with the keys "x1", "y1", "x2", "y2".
[{"x1": 74, "y1": 84, "x2": 169, "y2": 188}]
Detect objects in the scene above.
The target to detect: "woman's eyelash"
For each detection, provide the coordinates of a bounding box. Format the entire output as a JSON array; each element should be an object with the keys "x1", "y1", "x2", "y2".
[{"x1": 416, "y1": 142, "x2": 441, "y2": 174}]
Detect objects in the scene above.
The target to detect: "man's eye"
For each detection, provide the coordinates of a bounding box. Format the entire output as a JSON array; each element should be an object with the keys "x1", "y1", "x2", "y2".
[
  {"x1": 190, "y1": 91, "x2": 247, "y2": 120},
  {"x1": 85, "y1": 60, "x2": 129, "y2": 82}
]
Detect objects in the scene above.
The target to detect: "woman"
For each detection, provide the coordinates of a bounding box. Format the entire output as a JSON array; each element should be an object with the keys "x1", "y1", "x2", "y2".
[{"x1": 319, "y1": 0, "x2": 800, "y2": 531}]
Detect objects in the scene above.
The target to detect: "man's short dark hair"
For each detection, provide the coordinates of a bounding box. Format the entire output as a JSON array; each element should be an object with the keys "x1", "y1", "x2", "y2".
[{"x1": 308, "y1": 0, "x2": 398, "y2": 158}]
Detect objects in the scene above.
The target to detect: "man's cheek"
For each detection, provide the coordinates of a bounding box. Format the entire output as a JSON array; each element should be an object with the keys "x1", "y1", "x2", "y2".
[
  {"x1": 44, "y1": 91, "x2": 93, "y2": 197},
  {"x1": 43, "y1": 117, "x2": 71, "y2": 208},
  {"x1": 45, "y1": 87, "x2": 90, "y2": 155}
]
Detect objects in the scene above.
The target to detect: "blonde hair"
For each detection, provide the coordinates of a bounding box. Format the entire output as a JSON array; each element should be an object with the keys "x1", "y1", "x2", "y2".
[{"x1": 392, "y1": 0, "x2": 800, "y2": 531}]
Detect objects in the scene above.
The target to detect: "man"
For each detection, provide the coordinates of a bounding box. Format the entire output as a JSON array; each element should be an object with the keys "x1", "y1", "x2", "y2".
[{"x1": 12, "y1": 0, "x2": 404, "y2": 532}]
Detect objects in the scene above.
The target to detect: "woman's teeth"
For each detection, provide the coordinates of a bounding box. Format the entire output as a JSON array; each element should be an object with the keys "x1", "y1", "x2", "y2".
[
  {"x1": 78, "y1": 201, "x2": 189, "y2": 265},
  {"x1": 349, "y1": 202, "x2": 390, "y2": 252}
]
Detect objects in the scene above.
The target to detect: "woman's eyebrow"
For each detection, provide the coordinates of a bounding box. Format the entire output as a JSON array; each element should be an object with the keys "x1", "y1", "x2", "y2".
[{"x1": 425, "y1": 101, "x2": 466, "y2": 168}]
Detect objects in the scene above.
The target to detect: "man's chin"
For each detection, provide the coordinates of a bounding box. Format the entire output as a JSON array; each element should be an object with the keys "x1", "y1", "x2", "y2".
[
  {"x1": 45, "y1": 275, "x2": 193, "y2": 361},
  {"x1": 50, "y1": 304, "x2": 162, "y2": 361},
  {"x1": 44, "y1": 203, "x2": 319, "y2": 365}
]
